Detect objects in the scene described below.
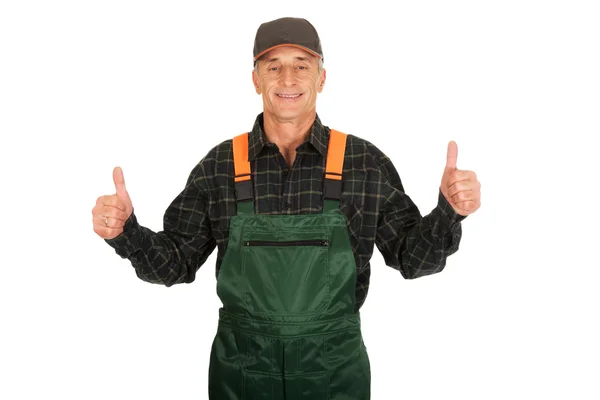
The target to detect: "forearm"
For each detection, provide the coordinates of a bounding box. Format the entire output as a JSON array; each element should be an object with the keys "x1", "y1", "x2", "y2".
[
  {"x1": 105, "y1": 211, "x2": 214, "y2": 286},
  {"x1": 378, "y1": 190, "x2": 465, "y2": 279},
  {"x1": 402, "y1": 191, "x2": 464, "y2": 278}
]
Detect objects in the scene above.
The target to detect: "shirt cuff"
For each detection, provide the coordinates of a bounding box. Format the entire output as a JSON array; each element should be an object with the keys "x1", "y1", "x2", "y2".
[{"x1": 104, "y1": 210, "x2": 140, "y2": 259}]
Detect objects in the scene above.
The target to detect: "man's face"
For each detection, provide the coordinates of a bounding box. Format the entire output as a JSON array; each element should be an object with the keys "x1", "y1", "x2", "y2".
[{"x1": 252, "y1": 46, "x2": 326, "y2": 122}]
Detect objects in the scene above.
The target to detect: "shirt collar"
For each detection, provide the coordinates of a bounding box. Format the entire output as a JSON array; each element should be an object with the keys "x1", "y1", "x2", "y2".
[{"x1": 247, "y1": 113, "x2": 329, "y2": 161}]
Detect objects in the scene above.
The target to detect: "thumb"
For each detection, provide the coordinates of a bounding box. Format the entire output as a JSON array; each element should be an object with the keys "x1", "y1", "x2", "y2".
[
  {"x1": 445, "y1": 141, "x2": 458, "y2": 170},
  {"x1": 113, "y1": 166, "x2": 129, "y2": 199}
]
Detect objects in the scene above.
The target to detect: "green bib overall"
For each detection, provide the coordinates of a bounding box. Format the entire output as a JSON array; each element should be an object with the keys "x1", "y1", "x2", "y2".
[{"x1": 208, "y1": 130, "x2": 371, "y2": 399}]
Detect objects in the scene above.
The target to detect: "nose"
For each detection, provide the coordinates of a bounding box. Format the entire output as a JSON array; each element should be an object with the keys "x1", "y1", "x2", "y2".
[{"x1": 279, "y1": 66, "x2": 296, "y2": 87}]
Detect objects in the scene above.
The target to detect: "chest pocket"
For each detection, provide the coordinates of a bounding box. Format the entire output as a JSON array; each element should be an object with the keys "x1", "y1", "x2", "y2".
[{"x1": 241, "y1": 228, "x2": 332, "y2": 315}]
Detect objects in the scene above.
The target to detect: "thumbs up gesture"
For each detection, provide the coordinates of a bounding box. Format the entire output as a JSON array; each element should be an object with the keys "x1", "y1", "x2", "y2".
[
  {"x1": 440, "y1": 141, "x2": 481, "y2": 217},
  {"x1": 92, "y1": 166, "x2": 134, "y2": 239}
]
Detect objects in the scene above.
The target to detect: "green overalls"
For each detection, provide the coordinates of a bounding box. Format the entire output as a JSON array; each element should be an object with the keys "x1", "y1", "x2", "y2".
[{"x1": 208, "y1": 130, "x2": 371, "y2": 399}]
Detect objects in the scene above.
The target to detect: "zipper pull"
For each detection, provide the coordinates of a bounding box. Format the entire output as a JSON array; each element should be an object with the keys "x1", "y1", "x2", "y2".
[{"x1": 321, "y1": 240, "x2": 329, "y2": 246}]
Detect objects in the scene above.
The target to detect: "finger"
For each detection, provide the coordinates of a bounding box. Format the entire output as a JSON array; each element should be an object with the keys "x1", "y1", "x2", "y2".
[
  {"x1": 447, "y1": 179, "x2": 480, "y2": 198},
  {"x1": 452, "y1": 190, "x2": 481, "y2": 207},
  {"x1": 443, "y1": 171, "x2": 477, "y2": 190},
  {"x1": 448, "y1": 170, "x2": 477, "y2": 183},
  {"x1": 454, "y1": 200, "x2": 479, "y2": 213},
  {"x1": 445, "y1": 141, "x2": 458, "y2": 170},
  {"x1": 93, "y1": 213, "x2": 125, "y2": 229},
  {"x1": 100, "y1": 205, "x2": 129, "y2": 222},
  {"x1": 97, "y1": 194, "x2": 127, "y2": 211},
  {"x1": 113, "y1": 166, "x2": 128, "y2": 199},
  {"x1": 451, "y1": 190, "x2": 475, "y2": 204}
]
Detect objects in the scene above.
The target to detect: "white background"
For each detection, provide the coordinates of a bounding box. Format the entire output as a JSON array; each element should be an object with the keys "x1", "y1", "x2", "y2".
[{"x1": 1, "y1": 0, "x2": 599, "y2": 399}]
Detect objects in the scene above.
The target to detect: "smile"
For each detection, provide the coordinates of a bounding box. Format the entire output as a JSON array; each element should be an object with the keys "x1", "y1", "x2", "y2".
[{"x1": 276, "y1": 93, "x2": 302, "y2": 98}]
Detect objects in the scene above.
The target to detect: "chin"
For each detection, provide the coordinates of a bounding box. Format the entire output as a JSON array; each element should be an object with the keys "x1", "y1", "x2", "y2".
[{"x1": 271, "y1": 108, "x2": 304, "y2": 121}]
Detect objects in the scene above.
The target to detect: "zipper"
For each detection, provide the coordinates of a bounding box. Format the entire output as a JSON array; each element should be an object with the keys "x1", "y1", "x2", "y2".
[{"x1": 243, "y1": 239, "x2": 329, "y2": 247}]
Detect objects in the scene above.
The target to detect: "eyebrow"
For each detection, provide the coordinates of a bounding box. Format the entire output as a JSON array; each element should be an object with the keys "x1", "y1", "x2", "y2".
[{"x1": 264, "y1": 56, "x2": 311, "y2": 63}]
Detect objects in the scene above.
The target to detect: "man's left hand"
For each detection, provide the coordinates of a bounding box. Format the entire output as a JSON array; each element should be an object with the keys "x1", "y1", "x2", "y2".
[{"x1": 440, "y1": 141, "x2": 481, "y2": 217}]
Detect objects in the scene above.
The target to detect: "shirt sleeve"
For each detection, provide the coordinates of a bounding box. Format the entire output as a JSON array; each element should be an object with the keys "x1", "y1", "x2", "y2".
[
  {"x1": 374, "y1": 149, "x2": 466, "y2": 279},
  {"x1": 104, "y1": 160, "x2": 216, "y2": 286}
]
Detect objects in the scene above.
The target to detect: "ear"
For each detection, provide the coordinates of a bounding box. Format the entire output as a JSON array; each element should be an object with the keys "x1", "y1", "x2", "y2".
[
  {"x1": 317, "y1": 68, "x2": 326, "y2": 93},
  {"x1": 252, "y1": 69, "x2": 261, "y2": 94}
]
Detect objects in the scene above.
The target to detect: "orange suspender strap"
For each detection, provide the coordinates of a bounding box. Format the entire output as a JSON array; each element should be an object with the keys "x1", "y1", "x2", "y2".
[
  {"x1": 232, "y1": 132, "x2": 254, "y2": 203},
  {"x1": 233, "y1": 132, "x2": 250, "y2": 182},
  {"x1": 324, "y1": 129, "x2": 347, "y2": 200},
  {"x1": 232, "y1": 129, "x2": 346, "y2": 203}
]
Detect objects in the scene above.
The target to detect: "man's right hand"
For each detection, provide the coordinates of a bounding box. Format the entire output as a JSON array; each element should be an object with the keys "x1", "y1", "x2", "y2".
[{"x1": 92, "y1": 166, "x2": 134, "y2": 240}]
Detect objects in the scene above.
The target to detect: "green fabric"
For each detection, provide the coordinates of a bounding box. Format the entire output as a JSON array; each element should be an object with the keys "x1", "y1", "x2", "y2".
[
  {"x1": 236, "y1": 200, "x2": 255, "y2": 216},
  {"x1": 208, "y1": 199, "x2": 371, "y2": 399}
]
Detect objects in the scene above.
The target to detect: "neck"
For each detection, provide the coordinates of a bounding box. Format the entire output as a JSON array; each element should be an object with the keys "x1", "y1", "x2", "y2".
[{"x1": 262, "y1": 110, "x2": 316, "y2": 167}]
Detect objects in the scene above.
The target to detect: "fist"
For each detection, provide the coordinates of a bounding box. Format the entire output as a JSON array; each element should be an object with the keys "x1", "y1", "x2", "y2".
[
  {"x1": 92, "y1": 166, "x2": 134, "y2": 240},
  {"x1": 440, "y1": 141, "x2": 481, "y2": 216}
]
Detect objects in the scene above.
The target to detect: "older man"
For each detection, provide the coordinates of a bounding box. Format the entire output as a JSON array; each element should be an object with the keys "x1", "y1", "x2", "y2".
[{"x1": 92, "y1": 17, "x2": 481, "y2": 399}]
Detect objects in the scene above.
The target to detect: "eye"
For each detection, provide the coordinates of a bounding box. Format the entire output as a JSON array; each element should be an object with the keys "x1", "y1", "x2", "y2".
[
  {"x1": 268, "y1": 66, "x2": 279, "y2": 71},
  {"x1": 297, "y1": 65, "x2": 307, "y2": 70}
]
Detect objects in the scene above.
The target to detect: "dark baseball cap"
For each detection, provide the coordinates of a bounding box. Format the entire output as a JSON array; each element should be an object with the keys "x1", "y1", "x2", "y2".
[{"x1": 253, "y1": 17, "x2": 323, "y2": 64}]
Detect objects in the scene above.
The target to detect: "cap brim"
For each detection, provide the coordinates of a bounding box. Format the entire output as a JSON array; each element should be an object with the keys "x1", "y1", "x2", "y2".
[{"x1": 254, "y1": 44, "x2": 322, "y2": 61}]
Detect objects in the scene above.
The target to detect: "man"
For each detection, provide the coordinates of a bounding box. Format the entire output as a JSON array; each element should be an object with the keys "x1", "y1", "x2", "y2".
[{"x1": 92, "y1": 17, "x2": 481, "y2": 399}]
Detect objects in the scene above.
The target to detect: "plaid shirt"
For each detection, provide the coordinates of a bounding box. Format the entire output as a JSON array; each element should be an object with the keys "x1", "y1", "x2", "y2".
[{"x1": 106, "y1": 113, "x2": 465, "y2": 311}]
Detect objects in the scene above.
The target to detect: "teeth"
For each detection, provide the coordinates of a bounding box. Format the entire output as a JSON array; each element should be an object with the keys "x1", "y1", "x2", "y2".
[{"x1": 277, "y1": 94, "x2": 300, "y2": 98}]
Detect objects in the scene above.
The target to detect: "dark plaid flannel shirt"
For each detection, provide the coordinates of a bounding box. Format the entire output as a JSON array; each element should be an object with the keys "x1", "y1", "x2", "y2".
[{"x1": 106, "y1": 113, "x2": 466, "y2": 311}]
